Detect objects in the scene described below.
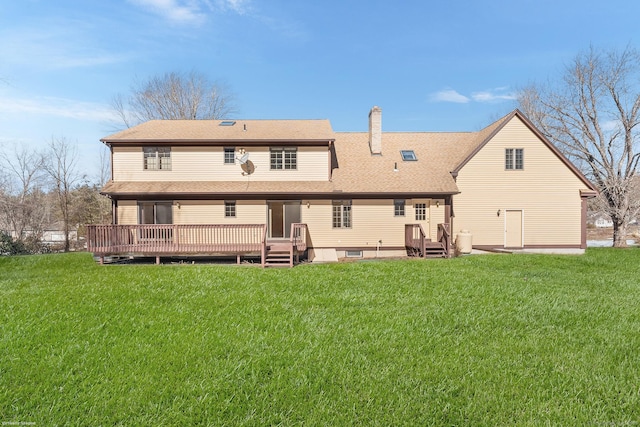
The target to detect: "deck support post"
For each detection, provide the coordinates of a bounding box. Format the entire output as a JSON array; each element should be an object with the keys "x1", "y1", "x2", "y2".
[
  {"x1": 99, "y1": 256, "x2": 104, "y2": 265},
  {"x1": 237, "y1": 254, "x2": 241, "y2": 264},
  {"x1": 155, "y1": 256, "x2": 160, "y2": 265}
]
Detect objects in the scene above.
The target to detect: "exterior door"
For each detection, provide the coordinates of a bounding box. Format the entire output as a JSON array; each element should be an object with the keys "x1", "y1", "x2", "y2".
[
  {"x1": 268, "y1": 201, "x2": 301, "y2": 238},
  {"x1": 505, "y1": 209, "x2": 523, "y2": 248}
]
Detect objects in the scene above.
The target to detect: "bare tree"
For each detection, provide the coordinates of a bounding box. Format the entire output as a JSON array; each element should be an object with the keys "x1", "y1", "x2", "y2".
[
  {"x1": 43, "y1": 137, "x2": 82, "y2": 252},
  {"x1": 0, "y1": 146, "x2": 48, "y2": 243},
  {"x1": 112, "y1": 71, "x2": 237, "y2": 128},
  {"x1": 519, "y1": 46, "x2": 640, "y2": 247}
]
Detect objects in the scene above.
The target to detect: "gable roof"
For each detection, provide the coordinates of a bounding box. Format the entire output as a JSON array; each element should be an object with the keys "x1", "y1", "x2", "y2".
[
  {"x1": 101, "y1": 110, "x2": 597, "y2": 198},
  {"x1": 451, "y1": 110, "x2": 597, "y2": 192},
  {"x1": 102, "y1": 119, "x2": 335, "y2": 144}
]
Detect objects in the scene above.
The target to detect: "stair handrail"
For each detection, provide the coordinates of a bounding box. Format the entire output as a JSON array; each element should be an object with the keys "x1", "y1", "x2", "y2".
[
  {"x1": 261, "y1": 223, "x2": 267, "y2": 267},
  {"x1": 437, "y1": 223, "x2": 451, "y2": 258}
]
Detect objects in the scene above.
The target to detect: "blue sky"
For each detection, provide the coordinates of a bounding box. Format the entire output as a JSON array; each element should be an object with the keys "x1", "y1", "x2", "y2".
[{"x1": 1, "y1": 0, "x2": 639, "y2": 178}]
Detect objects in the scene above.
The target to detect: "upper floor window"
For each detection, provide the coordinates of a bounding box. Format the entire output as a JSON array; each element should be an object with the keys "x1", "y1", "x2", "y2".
[
  {"x1": 270, "y1": 147, "x2": 297, "y2": 170},
  {"x1": 224, "y1": 147, "x2": 235, "y2": 165},
  {"x1": 332, "y1": 200, "x2": 352, "y2": 228},
  {"x1": 394, "y1": 199, "x2": 405, "y2": 216},
  {"x1": 505, "y1": 148, "x2": 524, "y2": 170},
  {"x1": 143, "y1": 147, "x2": 171, "y2": 170}
]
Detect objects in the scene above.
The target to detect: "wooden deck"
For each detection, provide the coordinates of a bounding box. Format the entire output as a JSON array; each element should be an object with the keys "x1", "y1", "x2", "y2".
[{"x1": 86, "y1": 223, "x2": 308, "y2": 267}]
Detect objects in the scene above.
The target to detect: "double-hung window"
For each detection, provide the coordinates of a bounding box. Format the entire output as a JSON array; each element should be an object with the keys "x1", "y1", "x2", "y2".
[
  {"x1": 270, "y1": 147, "x2": 297, "y2": 170},
  {"x1": 143, "y1": 147, "x2": 171, "y2": 170},
  {"x1": 332, "y1": 200, "x2": 352, "y2": 228},
  {"x1": 225, "y1": 201, "x2": 236, "y2": 217},
  {"x1": 505, "y1": 148, "x2": 524, "y2": 170},
  {"x1": 224, "y1": 147, "x2": 235, "y2": 165},
  {"x1": 394, "y1": 199, "x2": 406, "y2": 216}
]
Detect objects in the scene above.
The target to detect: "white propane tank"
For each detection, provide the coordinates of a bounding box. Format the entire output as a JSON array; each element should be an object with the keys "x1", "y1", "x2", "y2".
[{"x1": 456, "y1": 230, "x2": 473, "y2": 254}]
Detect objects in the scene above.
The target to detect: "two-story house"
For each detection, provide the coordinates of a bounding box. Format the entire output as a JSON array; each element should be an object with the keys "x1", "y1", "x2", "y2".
[{"x1": 88, "y1": 107, "x2": 596, "y2": 265}]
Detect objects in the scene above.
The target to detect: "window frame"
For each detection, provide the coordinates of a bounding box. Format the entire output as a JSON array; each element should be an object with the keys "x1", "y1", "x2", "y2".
[
  {"x1": 138, "y1": 201, "x2": 173, "y2": 224},
  {"x1": 400, "y1": 150, "x2": 417, "y2": 161},
  {"x1": 394, "y1": 199, "x2": 406, "y2": 217},
  {"x1": 224, "y1": 201, "x2": 236, "y2": 218},
  {"x1": 224, "y1": 147, "x2": 236, "y2": 165},
  {"x1": 270, "y1": 147, "x2": 297, "y2": 170},
  {"x1": 332, "y1": 200, "x2": 352, "y2": 228},
  {"x1": 143, "y1": 146, "x2": 171, "y2": 171},
  {"x1": 505, "y1": 148, "x2": 524, "y2": 170},
  {"x1": 415, "y1": 203, "x2": 427, "y2": 221}
]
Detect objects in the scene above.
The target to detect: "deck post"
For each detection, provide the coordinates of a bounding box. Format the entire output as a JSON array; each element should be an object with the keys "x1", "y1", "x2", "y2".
[
  {"x1": 155, "y1": 255, "x2": 160, "y2": 265},
  {"x1": 237, "y1": 254, "x2": 241, "y2": 264}
]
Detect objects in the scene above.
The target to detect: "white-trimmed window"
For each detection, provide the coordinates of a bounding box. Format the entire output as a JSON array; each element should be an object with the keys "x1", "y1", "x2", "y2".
[
  {"x1": 505, "y1": 148, "x2": 524, "y2": 170},
  {"x1": 332, "y1": 200, "x2": 352, "y2": 228},
  {"x1": 143, "y1": 147, "x2": 171, "y2": 170},
  {"x1": 224, "y1": 147, "x2": 235, "y2": 165},
  {"x1": 415, "y1": 203, "x2": 426, "y2": 221},
  {"x1": 225, "y1": 201, "x2": 236, "y2": 217},
  {"x1": 270, "y1": 147, "x2": 297, "y2": 170},
  {"x1": 394, "y1": 199, "x2": 405, "y2": 216}
]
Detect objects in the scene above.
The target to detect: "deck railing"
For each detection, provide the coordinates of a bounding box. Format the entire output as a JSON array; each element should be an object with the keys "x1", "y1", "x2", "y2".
[
  {"x1": 290, "y1": 223, "x2": 308, "y2": 252},
  {"x1": 405, "y1": 223, "x2": 428, "y2": 256},
  {"x1": 87, "y1": 224, "x2": 267, "y2": 257}
]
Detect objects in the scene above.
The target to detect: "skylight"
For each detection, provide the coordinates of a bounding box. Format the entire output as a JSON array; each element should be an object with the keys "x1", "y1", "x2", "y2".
[
  {"x1": 219, "y1": 120, "x2": 236, "y2": 126},
  {"x1": 400, "y1": 150, "x2": 417, "y2": 161}
]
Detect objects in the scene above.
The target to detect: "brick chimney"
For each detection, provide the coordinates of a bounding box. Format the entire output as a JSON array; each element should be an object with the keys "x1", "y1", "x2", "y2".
[{"x1": 368, "y1": 106, "x2": 382, "y2": 155}]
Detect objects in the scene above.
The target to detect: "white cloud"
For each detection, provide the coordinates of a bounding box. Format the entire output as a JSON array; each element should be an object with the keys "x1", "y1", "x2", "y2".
[
  {"x1": 217, "y1": 0, "x2": 252, "y2": 14},
  {"x1": 430, "y1": 87, "x2": 516, "y2": 104},
  {"x1": 430, "y1": 89, "x2": 470, "y2": 104},
  {"x1": 471, "y1": 89, "x2": 517, "y2": 102},
  {"x1": 0, "y1": 26, "x2": 129, "y2": 70},
  {"x1": 0, "y1": 96, "x2": 114, "y2": 122},
  {"x1": 129, "y1": 0, "x2": 207, "y2": 25}
]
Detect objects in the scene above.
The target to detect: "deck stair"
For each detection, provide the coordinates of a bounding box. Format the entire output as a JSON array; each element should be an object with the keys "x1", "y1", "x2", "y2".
[
  {"x1": 422, "y1": 241, "x2": 447, "y2": 258},
  {"x1": 265, "y1": 241, "x2": 294, "y2": 267},
  {"x1": 405, "y1": 223, "x2": 451, "y2": 259}
]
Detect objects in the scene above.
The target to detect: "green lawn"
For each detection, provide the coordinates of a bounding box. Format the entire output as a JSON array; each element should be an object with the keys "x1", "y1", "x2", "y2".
[{"x1": 1, "y1": 250, "x2": 639, "y2": 425}]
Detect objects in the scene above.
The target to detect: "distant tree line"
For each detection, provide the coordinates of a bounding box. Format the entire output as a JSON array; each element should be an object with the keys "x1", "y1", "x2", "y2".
[{"x1": 0, "y1": 138, "x2": 111, "y2": 255}]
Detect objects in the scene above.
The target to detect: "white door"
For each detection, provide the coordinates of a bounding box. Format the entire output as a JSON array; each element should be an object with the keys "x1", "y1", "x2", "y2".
[{"x1": 505, "y1": 210, "x2": 523, "y2": 248}]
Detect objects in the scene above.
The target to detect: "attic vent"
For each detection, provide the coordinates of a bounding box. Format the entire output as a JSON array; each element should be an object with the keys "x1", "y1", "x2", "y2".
[
  {"x1": 219, "y1": 120, "x2": 236, "y2": 126},
  {"x1": 400, "y1": 150, "x2": 417, "y2": 161}
]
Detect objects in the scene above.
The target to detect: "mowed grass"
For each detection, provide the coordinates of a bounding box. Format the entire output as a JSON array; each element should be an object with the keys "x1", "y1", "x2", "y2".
[{"x1": 1, "y1": 250, "x2": 639, "y2": 425}]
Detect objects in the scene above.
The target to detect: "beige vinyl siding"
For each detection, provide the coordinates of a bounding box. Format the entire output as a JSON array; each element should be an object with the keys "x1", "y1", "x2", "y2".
[
  {"x1": 173, "y1": 200, "x2": 266, "y2": 224},
  {"x1": 112, "y1": 146, "x2": 329, "y2": 182},
  {"x1": 301, "y1": 199, "x2": 437, "y2": 249},
  {"x1": 117, "y1": 200, "x2": 267, "y2": 225},
  {"x1": 454, "y1": 116, "x2": 585, "y2": 247},
  {"x1": 117, "y1": 200, "x2": 138, "y2": 224}
]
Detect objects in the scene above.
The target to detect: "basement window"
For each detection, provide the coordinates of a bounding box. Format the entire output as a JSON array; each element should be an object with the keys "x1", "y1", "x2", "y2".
[
  {"x1": 345, "y1": 250, "x2": 363, "y2": 258},
  {"x1": 400, "y1": 150, "x2": 417, "y2": 161},
  {"x1": 219, "y1": 120, "x2": 236, "y2": 126}
]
